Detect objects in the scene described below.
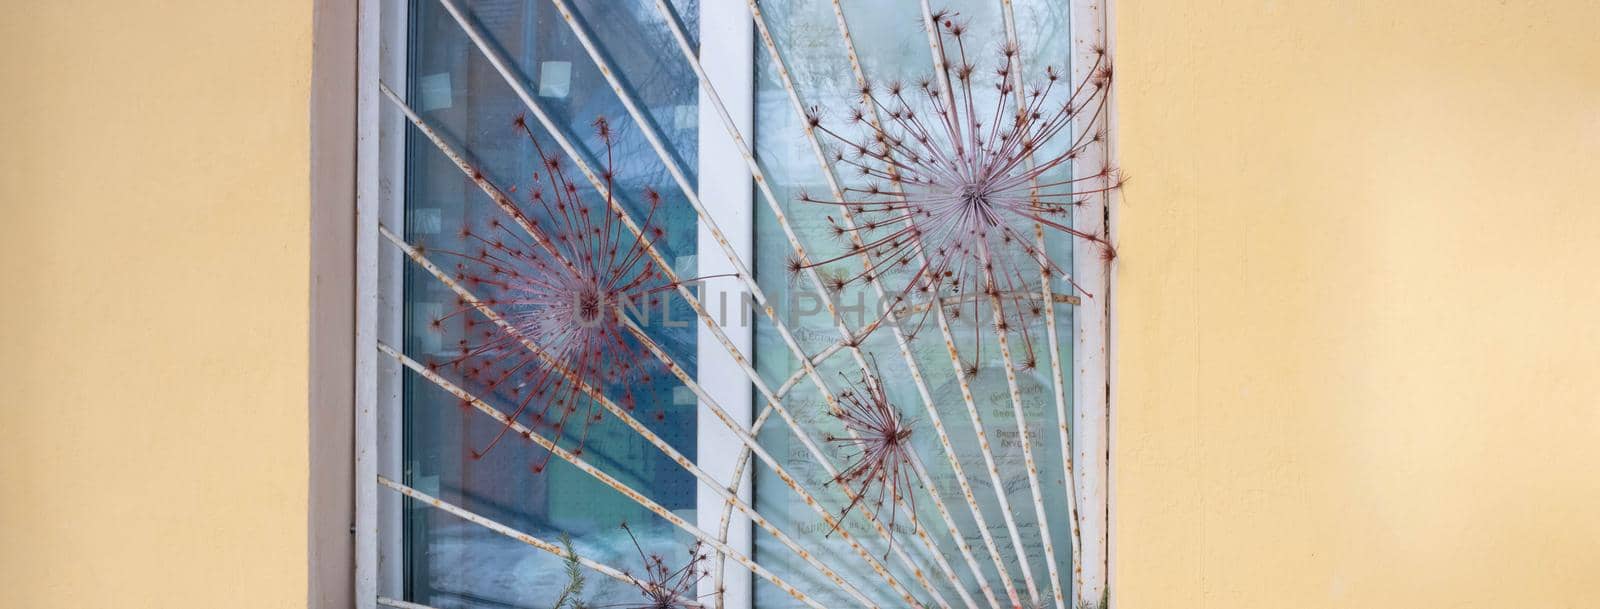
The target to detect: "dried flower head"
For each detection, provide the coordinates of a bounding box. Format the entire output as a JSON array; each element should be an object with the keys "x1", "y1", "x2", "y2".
[
  {"x1": 824, "y1": 362, "x2": 917, "y2": 553},
  {"x1": 429, "y1": 116, "x2": 676, "y2": 472},
  {"x1": 799, "y1": 12, "x2": 1121, "y2": 356},
  {"x1": 620, "y1": 522, "x2": 709, "y2": 609}
]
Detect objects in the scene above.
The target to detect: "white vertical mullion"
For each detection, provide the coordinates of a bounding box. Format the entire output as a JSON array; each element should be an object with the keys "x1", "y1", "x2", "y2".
[
  {"x1": 375, "y1": 0, "x2": 407, "y2": 601},
  {"x1": 695, "y1": 3, "x2": 754, "y2": 609},
  {"x1": 1071, "y1": 0, "x2": 1112, "y2": 605},
  {"x1": 357, "y1": 0, "x2": 408, "y2": 606},
  {"x1": 354, "y1": 0, "x2": 381, "y2": 605}
]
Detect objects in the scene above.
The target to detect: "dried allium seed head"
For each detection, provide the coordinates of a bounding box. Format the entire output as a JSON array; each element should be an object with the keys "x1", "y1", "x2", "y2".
[
  {"x1": 432, "y1": 115, "x2": 679, "y2": 472},
  {"x1": 795, "y1": 18, "x2": 1119, "y2": 355},
  {"x1": 824, "y1": 363, "x2": 918, "y2": 554},
  {"x1": 1098, "y1": 241, "x2": 1118, "y2": 263},
  {"x1": 620, "y1": 523, "x2": 708, "y2": 609}
]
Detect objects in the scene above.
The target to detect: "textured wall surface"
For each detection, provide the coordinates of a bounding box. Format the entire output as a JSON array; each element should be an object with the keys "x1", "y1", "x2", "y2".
[
  {"x1": 0, "y1": 2, "x2": 312, "y2": 608},
  {"x1": 1113, "y1": 1, "x2": 1600, "y2": 606}
]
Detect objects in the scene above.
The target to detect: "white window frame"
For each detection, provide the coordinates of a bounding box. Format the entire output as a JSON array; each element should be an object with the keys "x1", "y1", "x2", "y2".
[{"x1": 352, "y1": 2, "x2": 1114, "y2": 608}]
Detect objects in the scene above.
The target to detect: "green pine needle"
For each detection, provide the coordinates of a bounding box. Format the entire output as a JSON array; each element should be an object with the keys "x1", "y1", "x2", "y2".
[{"x1": 550, "y1": 533, "x2": 587, "y2": 609}]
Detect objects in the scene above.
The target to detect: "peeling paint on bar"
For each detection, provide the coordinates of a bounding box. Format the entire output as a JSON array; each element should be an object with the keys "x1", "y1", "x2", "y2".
[{"x1": 713, "y1": 405, "x2": 777, "y2": 609}]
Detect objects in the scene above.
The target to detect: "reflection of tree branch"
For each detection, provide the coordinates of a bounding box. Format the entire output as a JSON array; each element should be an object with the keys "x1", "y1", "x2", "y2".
[{"x1": 892, "y1": 292, "x2": 1081, "y2": 317}]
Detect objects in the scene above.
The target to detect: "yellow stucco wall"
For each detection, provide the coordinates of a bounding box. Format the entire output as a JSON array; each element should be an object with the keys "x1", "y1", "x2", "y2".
[
  {"x1": 1114, "y1": 1, "x2": 1600, "y2": 606},
  {"x1": 0, "y1": 2, "x2": 312, "y2": 608}
]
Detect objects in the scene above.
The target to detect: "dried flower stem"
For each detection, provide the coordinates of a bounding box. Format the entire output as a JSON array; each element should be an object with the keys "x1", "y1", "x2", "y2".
[
  {"x1": 823, "y1": 363, "x2": 919, "y2": 543},
  {"x1": 619, "y1": 522, "x2": 708, "y2": 609},
  {"x1": 424, "y1": 0, "x2": 774, "y2": 426}
]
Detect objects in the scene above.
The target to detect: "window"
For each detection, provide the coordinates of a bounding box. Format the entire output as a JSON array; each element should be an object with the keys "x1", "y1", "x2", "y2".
[{"x1": 356, "y1": 1, "x2": 1112, "y2": 609}]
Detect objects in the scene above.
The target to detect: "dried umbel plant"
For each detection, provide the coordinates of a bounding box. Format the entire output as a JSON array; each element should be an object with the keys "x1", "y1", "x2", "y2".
[
  {"x1": 426, "y1": 116, "x2": 677, "y2": 471},
  {"x1": 797, "y1": 11, "x2": 1121, "y2": 363},
  {"x1": 824, "y1": 363, "x2": 918, "y2": 555},
  {"x1": 620, "y1": 522, "x2": 710, "y2": 609}
]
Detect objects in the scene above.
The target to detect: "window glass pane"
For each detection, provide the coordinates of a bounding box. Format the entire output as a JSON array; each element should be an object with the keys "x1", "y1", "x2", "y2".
[
  {"x1": 751, "y1": 1, "x2": 1077, "y2": 607},
  {"x1": 401, "y1": 1, "x2": 699, "y2": 607}
]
